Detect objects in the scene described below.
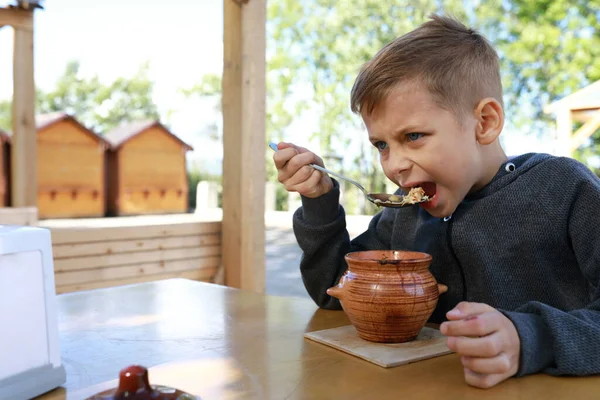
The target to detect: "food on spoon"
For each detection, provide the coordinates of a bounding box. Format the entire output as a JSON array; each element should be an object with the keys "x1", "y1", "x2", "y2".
[{"x1": 373, "y1": 187, "x2": 430, "y2": 206}]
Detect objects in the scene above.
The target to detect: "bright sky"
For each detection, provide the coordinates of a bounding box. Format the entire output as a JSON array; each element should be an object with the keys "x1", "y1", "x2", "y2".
[{"x1": 0, "y1": 0, "x2": 558, "y2": 176}]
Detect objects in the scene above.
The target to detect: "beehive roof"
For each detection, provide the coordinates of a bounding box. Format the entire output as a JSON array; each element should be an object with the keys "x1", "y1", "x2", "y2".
[
  {"x1": 35, "y1": 111, "x2": 70, "y2": 129},
  {"x1": 0, "y1": 112, "x2": 69, "y2": 138},
  {"x1": 0, "y1": 112, "x2": 108, "y2": 146},
  {"x1": 35, "y1": 112, "x2": 109, "y2": 147},
  {"x1": 104, "y1": 119, "x2": 193, "y2": 151}
]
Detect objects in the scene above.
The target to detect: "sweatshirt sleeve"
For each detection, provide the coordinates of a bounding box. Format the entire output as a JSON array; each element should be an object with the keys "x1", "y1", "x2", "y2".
[
  {"x1": 292, "y1": 179, "x2": 393, "y2": 309},
  {"x1": 501, "y1": 161, "x2": 600, "y2": 377}
]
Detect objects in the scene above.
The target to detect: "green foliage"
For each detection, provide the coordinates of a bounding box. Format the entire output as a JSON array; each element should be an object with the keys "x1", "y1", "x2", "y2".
[
  {"x1": 271, "y1": 0, "x2": 467, "y2": 147},
  {"x1": 180, "y1": 65, "x2": 288, "y2": 203},
  {"x1": 187, "y1": 163, "x2": 223, "y2": 210},
  {"x1": 181, "y1": 1, "x2": 600, "y2": 212},
  {"x1": 265, "y1": 0, "x2": 600, "y2": 199},
  {"x1": 179, "y1": 73, "x2": 222, "y2": 100},
  {"x1": 266, "y1": 0, "x2": 468, "y2": 214},
  {"x1": 0, "y1": 99, "x2": 10, "y2": 131},
  {"x1": 187, "y1": 168, "x2": 202, "y2": 210},
  {"x1": 0, "y1": 60, "x2": 160, "y2": 134},
  {"x1": 481, "y1": 1, "x2": 600, "y2": 135},
  {"x1": 179, "y1": 2, "x2": 600, "y2": 214},
  {"x1": 275, "y1": 184, "x2": 288, "y2": 211},
  {"x1": 179, "y1": 73, "x2": 222, "y2": 141},
  {"x1": 500, "y1": 1, "x2": 600, "y2": 168}
]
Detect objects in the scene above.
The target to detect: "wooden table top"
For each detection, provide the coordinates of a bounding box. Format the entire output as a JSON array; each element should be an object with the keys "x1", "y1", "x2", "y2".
[{"x1": 39, "y1": 278, "x2": 597, "y2": 399}]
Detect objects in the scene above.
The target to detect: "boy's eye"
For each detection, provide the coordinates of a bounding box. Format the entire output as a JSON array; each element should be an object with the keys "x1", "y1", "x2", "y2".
[
  {"x1": 407, "y1": 132, "x2": 424, "y2": 141},
  {"x1": 374, "y1": 141, "x2": 388, "y2": 151}
]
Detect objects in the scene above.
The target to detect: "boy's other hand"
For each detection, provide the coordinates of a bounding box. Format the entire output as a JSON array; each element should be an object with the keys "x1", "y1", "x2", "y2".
[
  {"x1": 272, "y1": 142, "x2": 333, "y2": 198},
  {"x1": 439, "y1": 302, "x2": 521, "y2": 389}
]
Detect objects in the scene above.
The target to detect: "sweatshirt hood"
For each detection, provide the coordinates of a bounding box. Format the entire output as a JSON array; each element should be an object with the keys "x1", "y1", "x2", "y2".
[{"x1": 464, "y1": 152, "x2": 555, "y2": 201}]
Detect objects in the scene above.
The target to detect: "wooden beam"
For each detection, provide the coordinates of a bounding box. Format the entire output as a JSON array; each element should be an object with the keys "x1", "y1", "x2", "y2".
[
  {"x1": 221, "y1": 0, "x2": 266, "y2": 292},
  {"x1": 570, "y1": 110, "x2": 600, "y2": 152},
  {"x1": 544, "y1": 80, "x2": 600, "y2": 114},
  {"x1": 0, "y1": 7, "x2": 33, "y2": 31},
  {"x1": 11, "y1": 15, "x2": 37, "y2": 207},
  {"x1": 572, "y1": 109, "x2": 600, "y2": 124},
  {"x1": 571, "y1": 104, "x2": 600, "y2": 112}
]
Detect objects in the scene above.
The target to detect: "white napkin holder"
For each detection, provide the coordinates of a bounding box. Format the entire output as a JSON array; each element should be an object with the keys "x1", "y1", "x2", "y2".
[{"x1": 0, "y1": 225, "x2": 66, "y2": 399}]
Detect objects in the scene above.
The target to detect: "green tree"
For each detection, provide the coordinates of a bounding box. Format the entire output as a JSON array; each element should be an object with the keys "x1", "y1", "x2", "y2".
[
  {"x1": 184, "y1": 1, "x2": 600, "y2": 213},
  {"x1": 0, "y1": 99, "x2": 11, "y2": 131},
  {"x1": 181, "y1": 70, "x2": 293, "y2": 211},
  {"x1": 266, "y1": 0, "x2": 600, "y2": 209},
  {"x1": 267, "y1": 0, "x2": 469, "y2": 214},
  {"x1": 179, "y1": 73, "x2": 222, "y2": 141},
  {"x1": 187, "y1": 161, "x2": 223, "y2": 210},
  {"x1": 0, "y1": 60, "x2": 160, "y2": 134},
  {"x1": 465, "y1": 0, "x2": 600, "y2": 149},
  {"x1": 180, "y1": 73, "x2": 222, "y2": 99},
  {"x1": 492, "y1": 1, "x2": 600, "y2": 167}
]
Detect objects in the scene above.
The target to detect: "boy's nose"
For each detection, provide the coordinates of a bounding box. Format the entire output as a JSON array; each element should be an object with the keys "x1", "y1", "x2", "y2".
[{"x1": 387, "y1": 150, "x2": 411, "y2": 176}]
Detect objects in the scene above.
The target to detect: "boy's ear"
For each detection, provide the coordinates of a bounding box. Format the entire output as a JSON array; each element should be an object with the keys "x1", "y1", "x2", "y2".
[{"x1": 474, "y1": 98, "x2": 504, "y2": 145}]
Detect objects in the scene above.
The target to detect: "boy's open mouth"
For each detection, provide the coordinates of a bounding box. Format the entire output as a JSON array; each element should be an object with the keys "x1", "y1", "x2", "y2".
[
  {"x1": 419, "y1": 182, "x2": 437, "y2": 199},
  {"x1": 404, "y1": 182, "x2": 437, "y2": 199}
]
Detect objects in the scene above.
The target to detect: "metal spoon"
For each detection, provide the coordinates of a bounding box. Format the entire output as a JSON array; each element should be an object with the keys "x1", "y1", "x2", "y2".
[{"x1": 268, "y1": 142, "x2": 429, "y2": 208}]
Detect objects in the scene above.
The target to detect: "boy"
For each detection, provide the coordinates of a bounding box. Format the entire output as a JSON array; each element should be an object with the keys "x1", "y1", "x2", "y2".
[{"x1": 271, "y1": 14, "x2": 600, "y2": 388}]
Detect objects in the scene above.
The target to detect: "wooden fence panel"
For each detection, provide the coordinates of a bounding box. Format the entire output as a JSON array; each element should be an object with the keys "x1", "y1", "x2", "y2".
[{"x1": 42, "y1": 218, "x2": 222, "y2": 294}]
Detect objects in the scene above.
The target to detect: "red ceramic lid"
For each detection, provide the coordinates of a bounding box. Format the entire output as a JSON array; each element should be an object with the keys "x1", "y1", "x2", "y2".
[{"x1": 85, "y1": 365, "x2": 200, "y2": 400}]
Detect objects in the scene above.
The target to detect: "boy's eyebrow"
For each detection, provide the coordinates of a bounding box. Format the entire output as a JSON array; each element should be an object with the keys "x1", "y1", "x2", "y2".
[
  {"x1": 393, "y1": 124, "x2": 423, "y2": 135},
  {"x1": 368, "y1": 124, "x2": 424, "y2": 142}
]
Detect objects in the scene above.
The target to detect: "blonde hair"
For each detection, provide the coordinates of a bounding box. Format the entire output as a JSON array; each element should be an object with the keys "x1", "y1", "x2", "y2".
[{"x1": 350, "y1": 14, "x2": 503, "y2": 119}]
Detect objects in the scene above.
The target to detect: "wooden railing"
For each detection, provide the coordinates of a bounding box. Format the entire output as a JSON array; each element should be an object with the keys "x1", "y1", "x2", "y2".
[{"x1": 38, "y1": 214, "x2": 222, "y2": 294}]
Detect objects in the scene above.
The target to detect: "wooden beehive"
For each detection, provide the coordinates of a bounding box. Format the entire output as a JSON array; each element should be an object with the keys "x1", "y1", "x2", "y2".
[
  {"x1": 105, "y1": 120, "x2": 193, "y2": 216},
  {"x1": 0, "y1": 129, "x2": 10, "y2": 207},
  {"x1": 36, "y1": 112, "x2": 109, "y2": 219}
]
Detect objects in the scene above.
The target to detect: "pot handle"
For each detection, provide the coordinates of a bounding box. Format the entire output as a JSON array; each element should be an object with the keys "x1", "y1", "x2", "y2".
[
  {"x1": 437, "y1": 283, "x2": 448, "y2": 295},
  {"x1": 326, "y1": 284, "x2": 344, "y2": 300},
  {"x1": 326, "y1": 274, "x2": 347, "y2": 300}
]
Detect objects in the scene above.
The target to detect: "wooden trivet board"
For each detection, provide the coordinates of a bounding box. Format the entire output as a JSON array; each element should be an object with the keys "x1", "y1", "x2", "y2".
[{"x1": 304, "y1": 325, "x2": 453, "y2": 368}]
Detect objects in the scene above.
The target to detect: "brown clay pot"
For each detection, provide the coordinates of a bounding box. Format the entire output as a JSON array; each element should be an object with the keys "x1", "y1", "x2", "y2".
[
  {"x1": 85, "y1": 365, "x2": 200, "y2": 399},
  {"x1": 327, "y1": 250, "x2": 444, "y2": 343}
]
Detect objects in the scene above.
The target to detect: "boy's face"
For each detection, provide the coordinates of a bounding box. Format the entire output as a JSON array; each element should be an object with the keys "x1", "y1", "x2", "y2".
[{"x1": 361, "y1": 82, "x2": 487, "y2": 218}]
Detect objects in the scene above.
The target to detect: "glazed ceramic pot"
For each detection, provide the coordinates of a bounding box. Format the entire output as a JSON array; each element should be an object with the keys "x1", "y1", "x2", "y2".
[
  {"x1": 326, "y1": 250, "x2": 444, "y2": 343},
  {"x1": 85, "y1": 365, "x2": 200, "y2": 399}
]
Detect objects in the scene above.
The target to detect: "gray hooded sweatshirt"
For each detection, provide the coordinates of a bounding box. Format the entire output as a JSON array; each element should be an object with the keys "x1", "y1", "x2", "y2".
[{"x1": 292, "y1": 152, "x2": 600, "y2": 377}]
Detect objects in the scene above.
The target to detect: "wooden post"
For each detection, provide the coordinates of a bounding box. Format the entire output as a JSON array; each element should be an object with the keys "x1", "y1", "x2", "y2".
[
  {"x1": 221, "y1": 0, "x2": 266, "y2": 292},
  {"x1": 555, "y1": 109, "x2": 573, "y2": 157},
  {"x1": 11, "y1": 9, "x2": 37, "y2": 207}
]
